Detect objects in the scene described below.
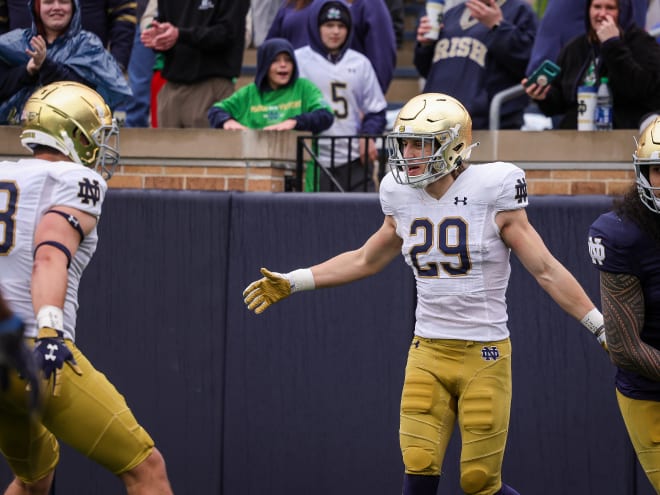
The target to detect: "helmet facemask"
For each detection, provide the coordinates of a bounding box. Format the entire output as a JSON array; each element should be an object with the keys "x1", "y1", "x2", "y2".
[
  {"x1": 386, "y1": 93, "x2": 474, "y2": 189},
  {"x1": 633, "y1": 115, "x2": 660, "y2": 214},
  {"x1": 386, "y1": 124, "x2": 466, "y2": 189},
  {"x1": 20, "y1": 82, "x2": 120, "y2": 180}
]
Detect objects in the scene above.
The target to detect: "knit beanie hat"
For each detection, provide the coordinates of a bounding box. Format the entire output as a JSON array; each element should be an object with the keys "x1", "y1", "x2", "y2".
[{"x1": 318, "y1": 1, "x2": 351, "y2": 29}]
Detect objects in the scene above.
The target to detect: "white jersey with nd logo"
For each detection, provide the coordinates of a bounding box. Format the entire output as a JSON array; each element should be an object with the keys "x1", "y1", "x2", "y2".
[
  {"x1": 380, "y1": 161, "x2": 528, "y2": 341},
  {"x1": 0, "y1": 159, "x2": 107, "y2": 341}
]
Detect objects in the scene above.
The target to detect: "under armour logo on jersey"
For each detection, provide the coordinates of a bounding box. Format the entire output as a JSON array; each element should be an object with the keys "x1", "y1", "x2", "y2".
[
  {"x1": 198, "y1": 0, "x2": 214, "y2": 9},
  {"x1": 454, "y1": 196, "x2": 468, "y2": 205},
  {"x1": 481, "y1": 346, "x2": 499, "y2": 361},
  {"x1": 77, "y1": 178, "x2": 101, "y2": 206},
  {"x1": 414, "y1": 340, "x2": 420, "y2": 349},
  {"x1": 588, "y1": 236, "x2": 605, "y2": 265},
  {"x1": 514, "y1": 178, "x2": 528, "y2": 204},
  {"x1": 68, "y1": 215, "x2": 79, "y2": 228},
  {"x1": 45, "y1": 343, "x2": 58, "y2": 362}
]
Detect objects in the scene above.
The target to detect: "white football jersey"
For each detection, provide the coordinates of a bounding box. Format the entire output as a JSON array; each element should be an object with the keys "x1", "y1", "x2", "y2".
[
  {"x1": 295, "y1": 46, "x2": 387, "y2": 166},
  {"x1": 0, "y1": 159, "x2": 107, "y2": 340},
  {"x1": 380, "y1": 162, "x2": 528, "y2": 341}
]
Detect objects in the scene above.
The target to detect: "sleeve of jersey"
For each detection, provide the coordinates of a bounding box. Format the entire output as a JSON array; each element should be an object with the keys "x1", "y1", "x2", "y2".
[
  {"x1": 50, "y1": 168, "x2": 107, "y2": 218},
  {"x1": 588, "y1": 214, "x2": 638, "y2": 275},
  {"x1": 494, "y1": 164, "x2": 529, "y2": 211},
  {"x1": 379, "y1": 173, "x2": 396, "y2": 217}
]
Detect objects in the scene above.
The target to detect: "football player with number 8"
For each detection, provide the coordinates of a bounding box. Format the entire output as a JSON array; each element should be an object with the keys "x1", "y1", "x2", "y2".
[{"x1": 0, "y1": 81, "x2": 173, "y2": 495}]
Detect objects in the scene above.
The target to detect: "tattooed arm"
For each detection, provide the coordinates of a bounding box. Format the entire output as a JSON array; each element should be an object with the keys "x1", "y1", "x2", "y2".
[{"x1": 601, "y1": 271, "x2": 660, "y2": 380}]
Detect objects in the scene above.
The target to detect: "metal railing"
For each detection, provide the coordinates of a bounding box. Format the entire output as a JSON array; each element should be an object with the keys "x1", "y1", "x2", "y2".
[{"x1": 293, "y1": 135, "x2": 388, "y2": 192}]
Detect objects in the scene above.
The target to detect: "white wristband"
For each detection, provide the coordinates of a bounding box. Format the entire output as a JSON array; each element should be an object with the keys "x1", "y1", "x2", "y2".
[
  {"x1": 286, "y1": 268, "x2": 315, "y2": 293},
  {"x1": 36, "y1": 305, "x2": 64, "y2": 331},
  {"x1": 580, "y1": 308, "x2": 604, "y2": 335}
]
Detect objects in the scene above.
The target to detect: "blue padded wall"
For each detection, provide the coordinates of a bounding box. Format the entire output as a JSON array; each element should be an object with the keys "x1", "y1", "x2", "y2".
[{"x1": 0, "y1": 191, "x2": 655, "y2": 495}]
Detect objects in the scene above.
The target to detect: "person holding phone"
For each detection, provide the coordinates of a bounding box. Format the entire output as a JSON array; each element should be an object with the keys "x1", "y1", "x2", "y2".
[
  {"x1": 523, "y1": 0, "x2": 660, "y2": 130},
  {"x1": 414, "y1": 0, "x2": 537, "y2": 130}
]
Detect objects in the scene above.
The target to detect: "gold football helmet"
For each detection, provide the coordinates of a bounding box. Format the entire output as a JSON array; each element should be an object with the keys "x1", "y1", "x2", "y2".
[
  {"x1": 20, "y1": 81, "x2": 120, "y2": 180},
  {"x1": 386, "y1": 93, "x2": 474, "y2": 188},
  {"x1": 633, "y1": 115, "x2": 660, "y2": 214}
]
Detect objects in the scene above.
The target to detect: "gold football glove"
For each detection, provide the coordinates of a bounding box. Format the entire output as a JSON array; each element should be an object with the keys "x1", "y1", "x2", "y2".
[{"x1": 243, "y1": 268, "x2": 292, "y2": 314}]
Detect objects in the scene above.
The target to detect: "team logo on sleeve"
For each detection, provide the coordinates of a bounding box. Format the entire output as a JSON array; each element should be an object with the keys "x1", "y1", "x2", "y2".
[
  {"x1": 77, "y1": 178, "x2": 101, "y2": 206},
  {"x1": 588, "y1": 236, "x2": 605, "y2": 265},
  {"x1": 514, "y1": 178, "x2": 528, "y2": 204},
  {"x1": 481, "y1": 346, "x2": 499, "y2": 361}
]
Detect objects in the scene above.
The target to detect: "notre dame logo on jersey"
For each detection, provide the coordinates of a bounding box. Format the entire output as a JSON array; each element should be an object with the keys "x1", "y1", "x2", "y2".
[{"x1": 77, "y1": 178, "x2": 101, "y2": 206}]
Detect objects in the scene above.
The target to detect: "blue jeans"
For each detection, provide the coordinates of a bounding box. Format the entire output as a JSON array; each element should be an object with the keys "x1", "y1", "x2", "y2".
[{"x1": 117, "y1": 30, "x2": 156, "y2": 128}]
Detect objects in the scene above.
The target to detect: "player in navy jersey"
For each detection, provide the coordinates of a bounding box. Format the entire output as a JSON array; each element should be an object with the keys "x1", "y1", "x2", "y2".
[
  {"x1": 588, "y1": 115, "x2": 660, "y2": 491},
  {"x1": 244, "y1": 93, "x2": 607, "y2": 495}
]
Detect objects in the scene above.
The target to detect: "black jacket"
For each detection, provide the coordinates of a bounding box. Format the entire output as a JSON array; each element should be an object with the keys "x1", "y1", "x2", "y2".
[
  {"x1": 538, "y1": 28, "x2": 660, "y2": 129},
  {"x1": 156, "y1": 0, "x2": 249, "y2": 84}
]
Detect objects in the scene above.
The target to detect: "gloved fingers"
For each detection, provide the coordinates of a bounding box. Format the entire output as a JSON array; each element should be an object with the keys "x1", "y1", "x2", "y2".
[
  {"x1": 51, "y1": 368, "x2": 62, "y2": 397},
  {"x1": 261, "y1": 267, "x2": 281, "y2": 281},
  {"x1": 243, "y1": 282, "x2": 264, "y2": 302},
  {"x1": 246, "y1": 294, "x2": 269, "y2": 314},
  {"x1": 243, "y1": 278, "x2": 265, "y2": 302},
  {"x1": 66, "y1": 358, "x2": 83, "y2": 376}
]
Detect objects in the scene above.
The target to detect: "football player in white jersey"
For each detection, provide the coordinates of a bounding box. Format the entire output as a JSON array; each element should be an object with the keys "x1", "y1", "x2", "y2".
[
  {"x1": 0, "y1": 81, "x2": 173, "y2": 495},
  {"x1": 243, "y1": 93, "x2": 607, "y2": 495}
]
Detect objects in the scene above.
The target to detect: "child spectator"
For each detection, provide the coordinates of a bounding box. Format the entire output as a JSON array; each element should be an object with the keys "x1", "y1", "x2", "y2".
[
  {"x1": 295, "y1": 0, "x2": 387, "y2": 192},
  {"x1": 208, "y1": 37, "x2": 333, "y2": 134}
]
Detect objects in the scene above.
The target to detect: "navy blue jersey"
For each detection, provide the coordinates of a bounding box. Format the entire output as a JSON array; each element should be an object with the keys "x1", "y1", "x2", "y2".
[{"x1": 589, "y1": 211, "x2": 660, "y2": 400}]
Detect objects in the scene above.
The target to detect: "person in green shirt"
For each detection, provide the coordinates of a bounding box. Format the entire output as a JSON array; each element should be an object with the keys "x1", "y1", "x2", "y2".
[{"x1": 208, "y1": 37, "x2": 333, "y2": 133}]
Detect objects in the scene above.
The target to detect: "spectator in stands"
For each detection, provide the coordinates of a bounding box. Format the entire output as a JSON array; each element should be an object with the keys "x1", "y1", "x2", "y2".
[
  {"x1": 140, "y1": 0, "x2": 250, "y2": 128},
  {"x1": 250, "y1": 0, "x2": 281, "y2": 48},
  {"x1": 266, "y1": 0, "x2": 397, "y2": 94},
  {"x1": 384, "y1": 0, "x2": 404, "y2": 48},
  {"x1": 295, "y1": 0, "x2": 387, "y2": 192},
  {"x1": 116, "y1": 0, "x2": 157, "y2": 127},
  {"x1": 345, "y1": 0, "x2": 397, "y2": 93},
  {"x1": 524, "y1": 0, "x2": 660, "y2": 130},
  {"x1": 526, "y1": 0, "x2": 647, "y2": 75},
  {"x1": 208, "y1": 37, "x2": 333, "y2": 134},
  {"x1": 414, "y1": 0, "x2": 537, "y2": 130},
  {"x1": 266, "y1": 0, "x2": 314, "y2": 50},
  {"x1": 0, "y1": 0, "x2": 131, "y2": 124},
  {"x1": 0, "y1": 0, "x2": 138, "y2": 72}
]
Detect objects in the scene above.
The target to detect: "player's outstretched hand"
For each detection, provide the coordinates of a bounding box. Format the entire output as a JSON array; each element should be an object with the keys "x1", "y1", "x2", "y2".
[
  {"x1": 243, "y1": 268, "x2": 292, "y2": 314},
  {"x1": 0, "y1": 316, "x2": 40, "y2": 409},
  {"x1": 33, "y1": 328, "x2": 82, "y2": 396}
]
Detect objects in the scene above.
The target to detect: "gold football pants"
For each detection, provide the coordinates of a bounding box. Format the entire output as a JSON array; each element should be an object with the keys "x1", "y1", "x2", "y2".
[
  {"x1": 616, "y1": 389, "x2": 660, "y2": 492},
  {"x1": 400, "y1": 337, "x2": 512, "y2": 495},
  {"x1": 0, "y1": 340, "x2": 154, "y2": 483}
]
